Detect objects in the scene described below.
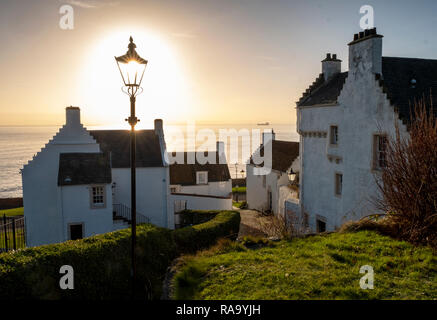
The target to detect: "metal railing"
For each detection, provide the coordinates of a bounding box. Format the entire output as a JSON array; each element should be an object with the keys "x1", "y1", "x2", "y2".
[
  {"x1": 0, "y1": 215, "x2": 26, "y2": 252},
  {"x1": 113, "y1": 203, "x2": 150, "y2": 225}
]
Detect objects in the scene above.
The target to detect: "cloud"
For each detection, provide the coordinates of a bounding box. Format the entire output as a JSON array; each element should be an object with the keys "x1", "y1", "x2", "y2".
[{"x1": 60, "y1": 0, "x2": 120, "y2": 9}]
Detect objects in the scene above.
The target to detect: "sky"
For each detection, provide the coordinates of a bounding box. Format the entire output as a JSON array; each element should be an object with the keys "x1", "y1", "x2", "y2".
[{"x1": 0, "y1": 0, "x2": 436, "y2": 128}]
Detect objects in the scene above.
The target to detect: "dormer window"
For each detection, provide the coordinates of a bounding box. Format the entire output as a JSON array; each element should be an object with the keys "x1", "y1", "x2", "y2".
[
  {"x1": 196, "y1": 171, "x2": 208, "y2": 185},
  {"x1": 410, "y1": 78, "x2": 417, "y2": 89}
]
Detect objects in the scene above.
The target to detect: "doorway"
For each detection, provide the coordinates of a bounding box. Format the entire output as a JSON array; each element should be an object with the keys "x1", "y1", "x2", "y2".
[{"x1": 69, "y1": 223, "x2": 84, "y2": 240}]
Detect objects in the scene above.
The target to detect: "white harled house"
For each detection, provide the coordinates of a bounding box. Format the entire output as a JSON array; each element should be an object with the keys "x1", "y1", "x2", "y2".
[
  {"x1": 295, "y1": 28, "x2": 437, "y2": 232},
  {"x1": 22, "y1": 107, "x2": 172, "y2": 247}
]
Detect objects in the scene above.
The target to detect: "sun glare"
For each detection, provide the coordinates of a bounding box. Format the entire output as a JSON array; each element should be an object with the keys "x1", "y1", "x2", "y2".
[{"x1": 78, "y1": 29, "x2": 192, "y2": 128}]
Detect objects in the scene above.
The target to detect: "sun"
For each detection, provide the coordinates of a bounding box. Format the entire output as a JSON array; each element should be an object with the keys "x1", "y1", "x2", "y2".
[{"x1": 77, "y1": 28, "x2": 192, "y2": 128}]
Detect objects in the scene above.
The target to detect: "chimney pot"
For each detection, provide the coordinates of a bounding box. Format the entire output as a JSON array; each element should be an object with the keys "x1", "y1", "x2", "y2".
[
  {"x1": 354, "y1": 33, "x2": 358, "y2": 41},
  {"x1": 321, "y1": 53, "x2": 341, "y2": 81},
  {"x1": 359, "y1": 31, "x2": 364, "y2": 38}
]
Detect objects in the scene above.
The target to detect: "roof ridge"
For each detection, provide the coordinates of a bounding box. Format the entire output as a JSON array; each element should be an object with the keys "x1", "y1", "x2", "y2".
[{"x1": 383, "y1": 56, "x2": 437, "y2": 62}]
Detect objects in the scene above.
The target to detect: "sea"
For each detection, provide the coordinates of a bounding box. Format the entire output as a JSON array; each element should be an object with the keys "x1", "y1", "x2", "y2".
[{"x1": 0, "y1": 123, "x2": 298, "y2": 198}]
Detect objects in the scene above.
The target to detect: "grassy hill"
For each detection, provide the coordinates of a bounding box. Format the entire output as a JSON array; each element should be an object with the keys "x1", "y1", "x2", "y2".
[{"x1": 172, "y1": 231, "x2": 437, "y2": 300}]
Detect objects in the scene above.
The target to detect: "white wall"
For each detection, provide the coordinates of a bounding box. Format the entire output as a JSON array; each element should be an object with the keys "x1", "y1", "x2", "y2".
[
  {"x1": 246, "y1": 164, "x2": 289, "y2": 214},
  {"x1": 112, "y1": 167, "x2": 173, "y2": 229},
  {"x1": 23, "y1": 108, "x2": 101, "y2": 247},
  {"x1": 60, "y1": 184, "x2": 113, "y2": 239},
  {"x1": 170, "y1": 193, "x2": 232, "y2": 217},
  {"x1": 172, "y1": 180, "x2": 232, "y2": 198}
]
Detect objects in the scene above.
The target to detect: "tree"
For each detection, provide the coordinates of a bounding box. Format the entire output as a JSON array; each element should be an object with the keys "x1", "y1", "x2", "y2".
[{"x1": 375, "y1": 98, "x2": 437, "y2": 246}]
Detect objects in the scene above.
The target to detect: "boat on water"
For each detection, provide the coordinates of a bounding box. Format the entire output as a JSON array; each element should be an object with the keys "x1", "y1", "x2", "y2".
[{"x1": 257, "y1": 122, "x2": 270, "y2": 126}]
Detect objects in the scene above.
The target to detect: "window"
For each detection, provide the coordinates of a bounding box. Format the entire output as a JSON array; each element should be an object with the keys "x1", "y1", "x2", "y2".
[
  {"x1": 316, "y1": 219, "x2": 326, "y2": 233},
  {"x1": 170, "y1": 187, "x2": 177, "y2": 193},
  {"x1": 330, "y1": 125, "x2": 338, "y2": 145},
  {"x1": 90, "y1": 185, "x2": 106, "y2": 208},
  {"x1": 373, "y1": 134, "x2": 387, "y2": 169},
  {"x1": 335, "y1": 173, "x2": 343, "y2": 196},
  {"x1": 69, "y1": 223, "x2": 84, "y2": 240},
  {"x1": 196, "y1": 171, "x2": 208, "y2": 185}
]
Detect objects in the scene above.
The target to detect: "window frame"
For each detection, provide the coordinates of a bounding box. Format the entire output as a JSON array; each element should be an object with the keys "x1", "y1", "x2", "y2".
[
  {"x1": 196, "y1": 171, "x2": 208, "y2": 185},
  {"x1": 372, "y1": 134, "x2": 388, "y2": 170},
  {"x1": 90, "y1": 185, "x2": 106, "y2": 209},
  {"x1": 329, "y1": 125, "x2": 339, "y2": 146},
  {"x1": 334, "y1": 172, "x2": 343, "y2": 197}
]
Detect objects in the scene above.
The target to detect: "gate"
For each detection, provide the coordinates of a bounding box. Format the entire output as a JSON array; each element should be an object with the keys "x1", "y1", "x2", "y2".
[{"x1": 0, "y1": 214, "x2": 26, "y2": 252}]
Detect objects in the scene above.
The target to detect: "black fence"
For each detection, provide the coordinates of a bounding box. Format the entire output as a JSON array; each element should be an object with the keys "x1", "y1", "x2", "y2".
[{"x1": 0, "y1": 215, "x2": 26, "y2": 252}]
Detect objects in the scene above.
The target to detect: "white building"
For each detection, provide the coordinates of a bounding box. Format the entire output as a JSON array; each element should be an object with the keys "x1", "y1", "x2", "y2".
[
  {"x1": 296, "y1": 28, "x2": 437, "y2": 232},
  {"x1": 22, "y1": 107, "x2": 172, "y2": 247},
  {"x1": 169, "y1": 146, "x2": 233, "y2": 223},
  {"x1": 246, "y1": 132, "x2": 299, "y2": 214}
]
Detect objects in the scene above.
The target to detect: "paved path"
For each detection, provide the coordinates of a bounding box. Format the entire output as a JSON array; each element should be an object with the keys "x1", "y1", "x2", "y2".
[{"x1": 237, "y1": 209, "x2": 273, "y2": 239}]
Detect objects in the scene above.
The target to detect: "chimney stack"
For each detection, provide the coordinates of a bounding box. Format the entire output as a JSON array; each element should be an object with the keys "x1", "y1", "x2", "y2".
[
  {"x1": 262, "y1": 129, "x2": 275, "y2": 145},
  {"x1": 348, "y1": 27, "x2": 383, "y2": 75},
  {"x1": 216, "y1": 141, "x2": 226, "y2": 164},
  {"x1": 154, "y1": 119, "x2": 163, "y2": 135},
  {"x1": 66, "y1": 106, "x2": 80, "y2": 127},
  {"x1": 321, "y1": 53, "x2": 342, "y2": 81}
]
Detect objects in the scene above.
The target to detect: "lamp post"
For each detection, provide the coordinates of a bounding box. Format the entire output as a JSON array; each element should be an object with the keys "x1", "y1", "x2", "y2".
[{"x1": 115, "y1": 36, "x2": 148, "y2": 299}]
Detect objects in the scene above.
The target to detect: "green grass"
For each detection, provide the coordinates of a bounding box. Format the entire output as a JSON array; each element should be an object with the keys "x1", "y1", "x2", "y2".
[
  {"x1": 232, "y1": 186, "x2": 246, "y2": 193},
  {"x1": 172, "y1": 231, "x2": 437, "y2": 300},
  {"x1": 1, "y1": 207, "x2": 23, "y2": 217},
  {"x1": 232, "y1": 201, "x2": 247, "y2": 209}
]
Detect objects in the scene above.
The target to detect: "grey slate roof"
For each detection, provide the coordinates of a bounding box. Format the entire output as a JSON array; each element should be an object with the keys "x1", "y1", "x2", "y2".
[
  {"x1": 298, "y1": 72, "x2": 348, "y2": 107},
  {"x1": 379, "y1": 57, "x2": 437, "y2": 124},
  {"x1": 169, "y1": 152, "x2": 231, "y2": 185},
  {"x1": 298, "y1": 57, "x2": 437, "y2": 124},
  {"x1": 90, "y1": 130, "x2": 164, "y2": 168},
  {"x1": 250, "y1": 140, "x2": 299, "y2": 173},
  {"x1": 58, "y1": 153, "x2": 111, "y2": 186}
]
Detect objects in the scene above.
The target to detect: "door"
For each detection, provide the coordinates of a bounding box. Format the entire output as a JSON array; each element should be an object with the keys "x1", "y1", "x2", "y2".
[{"x1": 69, "y1": 223, "x2": 84, "y2": 240}]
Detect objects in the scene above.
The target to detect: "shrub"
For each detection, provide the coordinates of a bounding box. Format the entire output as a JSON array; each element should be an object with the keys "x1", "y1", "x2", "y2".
[
  {"x1": 0, "y1": 224, "x2": 176, "y2": 300},
  {"x1": 173, "y1": 211, "x2": 241, "y2": 253},
  {"x1": 177, "y1": 210, "x2": 220, "y2": 228},
  {"x1": 339, "y1": 216, "x2": 398, "y2": 238},
  {"x1": 0, "y1": 210, "x2": 241, "y2": 300},
  {"x1": 374, "y1": 99, "x2": 437, "y2": 246}
]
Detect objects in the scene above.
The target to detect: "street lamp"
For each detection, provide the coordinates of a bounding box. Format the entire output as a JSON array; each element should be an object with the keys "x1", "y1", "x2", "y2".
[{"x1": 115, "y1": 36, "x2": 148, "y2": 299}]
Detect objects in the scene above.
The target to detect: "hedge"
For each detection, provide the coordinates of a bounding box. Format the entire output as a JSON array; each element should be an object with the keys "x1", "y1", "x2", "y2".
[
  {"x1": 174, "y1": 211, "x2": 241, "y2": 253},
  {"x1": 0, "y1": 210, "x2": 240, "y2": 299},
  {"x1": 177, "y1": 209, "x2": 220, "y2": 228}
]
